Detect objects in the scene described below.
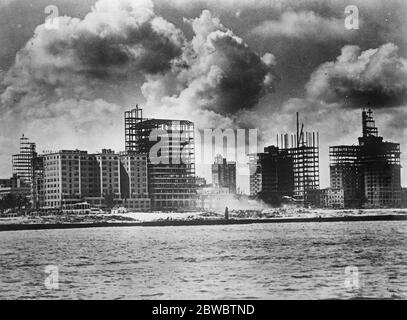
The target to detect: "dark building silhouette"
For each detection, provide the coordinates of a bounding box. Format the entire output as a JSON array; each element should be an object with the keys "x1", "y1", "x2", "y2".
[
  {"x1": 249, "y1": 146, "x2": 294, "y2": 205},
  {"x1": 249, "y1": 113, "x2": 319, "y2": 206},
  {"x1": 330, "y1": 108, "x2": 401, "y2": 208}
]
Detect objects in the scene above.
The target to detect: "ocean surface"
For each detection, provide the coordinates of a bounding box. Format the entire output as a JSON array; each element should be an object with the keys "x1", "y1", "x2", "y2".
[{"x1": 0, "y1": 221, "x2": 407, "y2": 299}]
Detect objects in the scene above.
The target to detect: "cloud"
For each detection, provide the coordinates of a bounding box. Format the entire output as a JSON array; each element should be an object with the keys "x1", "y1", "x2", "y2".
[
  {"x1": 250, "y1": 10, "x2": 351, "y2": 41},
  {"x1": 0, "y1": 0, "x2": 278, "y2": 183},
  {"x1": 0, "y1": 0, "x2": 186, "y2": 111},
  {"x1": 141, "y1": 9, "x2": 277, "y2": 128},
  {"x1": 305, "y1": 43, "x2": 407, "y2": 108}
]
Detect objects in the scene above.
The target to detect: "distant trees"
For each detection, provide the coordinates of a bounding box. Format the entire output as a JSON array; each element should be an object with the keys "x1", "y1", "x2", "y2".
[{"x1": 0, "y1": 194, "x2": 30, "y2": 212}]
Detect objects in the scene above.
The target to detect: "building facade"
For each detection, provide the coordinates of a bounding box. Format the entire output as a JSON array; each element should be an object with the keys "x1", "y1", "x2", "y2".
[
  {"x1": 211, "y1": 155, "x2": 236, "y2": 194},
  {"x1": 249, "y1": 146, "x2": 294, "y2": 203},
  {"x1": 12, "y1": 134, "x2": 36, "y2": 186},
  {"x1": 248, "y1": 113, "x2": 318, "y2": 206},
  {"x1": 39, "y1": 149, "x2": 150, "y2": 210},
  {"x1": 329, "y1": 109, "x2": 401, "y2": 208},
  {"x1": 124, "y1": 105, "x2": 196, "y2": 211}
]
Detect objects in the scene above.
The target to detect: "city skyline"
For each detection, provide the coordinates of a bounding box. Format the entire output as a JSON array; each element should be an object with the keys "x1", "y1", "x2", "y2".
[
  {"x1": 1, "y1": 0, "x2": 407, "y2": 302},
  {"x1": 0, "y1": 106, "x2": 406, "y2": 195},
  {"x1": 1, "y1": 0, "x2": 407, "y2": 192}
]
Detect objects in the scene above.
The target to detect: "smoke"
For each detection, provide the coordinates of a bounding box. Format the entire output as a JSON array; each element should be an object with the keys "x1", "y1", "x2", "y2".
[{"x1": 305, "y1": 43, "x2": 407, "y2": 108}]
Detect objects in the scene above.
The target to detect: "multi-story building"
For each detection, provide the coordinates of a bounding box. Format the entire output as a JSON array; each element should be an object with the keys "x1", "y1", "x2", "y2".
[
  {"x1": 195, "y1": 176, "x2": 207, "y2": 187},
  {"x1": 211, "y1": 154, "x2": 236, "y2": 194},
  {"x1": 329, "y1": 146, "x2": 364, "y2": 208},
  {"x1": 42, "y1": 150, "x2": 87, "y2": 208},
  {"x1": 32, "y1": 155, "x2": 44, "y2": 209},
  {"x1": 326, "y1": 188, "x2": 345, "y2": 209},
  {"x1": 248, "y1": 113, "x2": 318, "y2": 206},
  {"x1": 330, "y1": 108, "x2": 401, "y2": 208},
  {"x1": 40, "y1": 149, "x2": 150, "y2": 210},
  {"x1": 119, "y1": 152, "x2": 150, "y2": 211},
  {"x1": 12, "y1": 134, "x2": 36, "y2": 186},
  {"x1": 124, "y1": 105, "x2": 196, "y2": 211},
  {"x1": 248, "y1": 153, "x2": 263, "y2": 197},
  {"x1": 249, "y1": 146, "x2": 294, "y2": 203},
  {"x1": 0, "y1": 174, "x2": 30, "y2": 200}
]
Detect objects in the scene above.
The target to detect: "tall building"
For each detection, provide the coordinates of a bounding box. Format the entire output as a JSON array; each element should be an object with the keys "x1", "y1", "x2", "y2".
[
  {"x1": 12, "y1": 134, "x2": 36, "y2": 186},
  {"x1": 42, "y1": 150, "x2": 94, "y2": 208},
  {"x1": 249, "y1": 146, "x2": 294, "y2": 203},
  {"x1": 329, "y1": 108, "x2": 401, "y2": 208},
  {"x1": 211, "y1": 154, "x2": 236, "y2": 194},
  {"x1": 329, "y1": 145, "x2": 363, "y2": 208},
  {"x1": 40, "y1": 149, "x2": 150, "y2": 210},
  {"x1": 124, "y1": 105, "x2": 196, "y2": 211},
  {"x1": 119, "y1": 152, "x2": 150, "y2": 210},
  {"x1": 249, "y1": 113, "x2": 319, "y2": 205},
  {"x1": 32, "y1": 155, "x2": 44, "y2": 209}
]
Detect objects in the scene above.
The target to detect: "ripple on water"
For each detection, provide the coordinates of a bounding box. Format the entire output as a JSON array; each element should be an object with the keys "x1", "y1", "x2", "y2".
[{"x1": 0, "y1": 220, "x2": 406, "y2": 299}]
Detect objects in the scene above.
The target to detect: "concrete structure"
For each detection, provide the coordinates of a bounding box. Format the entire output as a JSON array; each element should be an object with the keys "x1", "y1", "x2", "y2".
[
  {"x1": 12, "y1": 134, "x2": 36, "y2": 185},
  {"x1": 125, "y1": 105, "x2": 196, "y2": 211},
  {"x1": 211, "y1": 154, "x2": 236, "y2": 194},
  {"x1": 329, "y1": 146, "x2": 363, "y2": 208},
  {"x1": 249, "y1": 146, "x2": 294, "y2": 203},
  {"x1": 249, "y1": 113, "x2": 319, "y2": 206},
  {"x1": 0, "y1": 174, "x2": 30, "y2": 199},
  {"x1": 119, "y1": 152, "x2": 150, "y2": 211},
  {"x1": 195, "y1": 176, "x2": 207, "y2": 187},
  {"x1": 277, "y1": 113, "x2": 320, "y2": 205},
  {"x1": 330, "y1": 108, "x2": 401, "y2": 208},
  {"x1": 326, "y1": 188, "x2": 345, "y2": 209},
  {"x1": 39, "y1": 149, "x2": 150, "y2": 211}
]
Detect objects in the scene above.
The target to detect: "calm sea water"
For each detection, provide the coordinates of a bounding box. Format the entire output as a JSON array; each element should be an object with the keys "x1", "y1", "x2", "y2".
[{"x1": 0, "y1": 221, "x2": 407, "y2": 299}]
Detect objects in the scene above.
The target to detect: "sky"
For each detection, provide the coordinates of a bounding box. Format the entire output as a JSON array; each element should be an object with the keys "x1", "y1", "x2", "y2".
[{"x1": 0, "y1": 0, "x2": 407, "y2": 193}]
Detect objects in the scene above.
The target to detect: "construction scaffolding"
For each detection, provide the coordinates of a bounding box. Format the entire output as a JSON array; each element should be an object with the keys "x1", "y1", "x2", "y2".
[
  {"x1": 329, "y1": 108, "x2": 401, "y2": 208},
  {"x1": 125, "y1": 105, "x2": 196, "y2": 211},
  {"x1": 278, "y1": 113, "x2": 320, "y2": 204}
]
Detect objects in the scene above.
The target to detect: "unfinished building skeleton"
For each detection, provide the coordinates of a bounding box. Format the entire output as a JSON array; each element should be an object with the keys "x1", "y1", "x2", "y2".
[
  {"x1": 249, "y1": 113, "x2": 319, "y2": 205},
  {"x1": 329, "y1": 108, "x2": 401, "y2": 208},
  {"x1": 125, "y1": 105, "x2": 196, "y2": 211}
]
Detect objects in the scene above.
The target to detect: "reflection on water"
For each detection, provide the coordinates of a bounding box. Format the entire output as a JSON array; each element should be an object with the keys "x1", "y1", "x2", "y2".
[{"x1": 0, "y1": 221, "x2": 407, "y2": 299}]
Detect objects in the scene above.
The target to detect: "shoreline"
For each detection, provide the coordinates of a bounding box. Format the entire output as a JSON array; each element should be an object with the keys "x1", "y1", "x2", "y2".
[{"x1": 1, "y1": 214, "x2": 407, "y2": 232}]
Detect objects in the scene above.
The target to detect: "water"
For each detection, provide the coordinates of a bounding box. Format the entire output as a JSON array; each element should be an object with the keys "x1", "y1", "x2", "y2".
[{"x1": 0, "y1": 221, "x2": 407, "y2": 299}]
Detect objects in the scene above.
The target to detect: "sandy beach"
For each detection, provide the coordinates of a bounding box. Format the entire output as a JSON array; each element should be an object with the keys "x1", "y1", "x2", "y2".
[{"x1": 1, "y1": 208, "x2": 407, "y2": 232}]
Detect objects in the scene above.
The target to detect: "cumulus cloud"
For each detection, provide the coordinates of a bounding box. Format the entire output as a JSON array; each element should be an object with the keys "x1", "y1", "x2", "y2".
[
  {"x1": 1, "y1": 1, "x2": 276, "y2": 123},
  {"x1": 141, "y1": 9, "x2": 277, "y2": 128},
  {"x1": 250, "y1": 10, "x2": 351, "y2": 41},
  {"x1": 305, "y1": 43, "x2": 407, "y2": 108},
  {"x1": 1, "y1": 0, "x2": 186, "y2": 112},
  {"x1": 0, "y1": 0, "x2": 278, "y2": 183}
]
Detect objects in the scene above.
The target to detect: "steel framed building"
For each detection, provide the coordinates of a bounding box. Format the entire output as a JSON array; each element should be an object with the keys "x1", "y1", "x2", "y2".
[
  {"x1": 278, "y1": 113, "x2": 320, "y2": 205},
  {"x1": 329, "y1": 108, "x2": 401, "y2": 208},
  {"x1": 125, "y1": 105, "x2": 196, "y2": 211},
  {"x1": 12, "y1": 134, "x2": 36, "y2": 186}
]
